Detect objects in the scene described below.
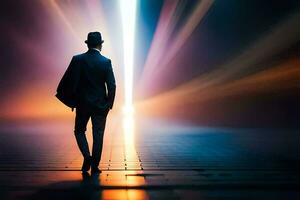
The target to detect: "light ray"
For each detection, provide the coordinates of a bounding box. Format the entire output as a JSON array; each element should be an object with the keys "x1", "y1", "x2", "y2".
[
  {"x1": 138, "y1": 11, "x2": 300, "y2": 106},
  {"x1": 137, "y1": 57, "x2": 300, "y2": 116},
  {"x1": 139, "y1": 0, "x2": 214, "y2": 94},
  {"x1": 138, "y1": 0, "x2": 179, "y2": 89},
  {"x1": 159, "y1": 0, "x2": 214, "y2": 71},
  {"x1": 120, "y1": 0, "x2": 138, "y2": 111},
  {"x1": 43, "y1": 0, "x2": 81, "y2": 42}
]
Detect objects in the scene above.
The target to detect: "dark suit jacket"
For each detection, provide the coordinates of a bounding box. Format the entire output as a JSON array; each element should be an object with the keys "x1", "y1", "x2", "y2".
[{"x1": 56, "y1": 49, "x2": 116, "y2": 113}]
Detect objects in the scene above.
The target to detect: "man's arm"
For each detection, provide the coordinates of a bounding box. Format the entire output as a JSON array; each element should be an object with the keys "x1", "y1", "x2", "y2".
[
  {"x1": 106, "y1": 59, "x2": 116, "y2": 109},
  {"x1": 56, "y1": 56, "x2": 81, "y2": 109},
  {"x1": 57, "y1": 56, "x2": 75, "y2": 94}
]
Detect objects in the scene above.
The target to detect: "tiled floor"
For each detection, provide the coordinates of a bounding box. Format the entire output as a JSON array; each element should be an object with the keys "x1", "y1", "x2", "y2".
[{"x1": 0, "y1": 113, "x2": 300, "y2": 199}]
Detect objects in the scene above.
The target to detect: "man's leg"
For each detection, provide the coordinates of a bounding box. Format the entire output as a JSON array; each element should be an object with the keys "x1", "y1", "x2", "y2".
[
  {"x1": 74, "y1": 107, "x2": 91, "y2": 159},
  {"x1": 90, "y1": 112, "x2": 108, "y2": 171}
]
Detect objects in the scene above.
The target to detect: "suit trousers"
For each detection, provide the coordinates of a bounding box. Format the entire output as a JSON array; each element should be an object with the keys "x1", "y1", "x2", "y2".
[{"x1": 74, "y1": 105, "x2": 108, "y2": 168}]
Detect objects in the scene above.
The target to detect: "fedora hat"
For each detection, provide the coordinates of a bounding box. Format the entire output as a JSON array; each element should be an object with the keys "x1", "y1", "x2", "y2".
[{"x1": 85, "y1": 32, "x2": 104, "y2": 45}]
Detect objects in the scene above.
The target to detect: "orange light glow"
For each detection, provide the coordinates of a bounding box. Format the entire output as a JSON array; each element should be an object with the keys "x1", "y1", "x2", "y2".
[{"x1": 102, "y1": 189, "x2": 148, "y2": 200}]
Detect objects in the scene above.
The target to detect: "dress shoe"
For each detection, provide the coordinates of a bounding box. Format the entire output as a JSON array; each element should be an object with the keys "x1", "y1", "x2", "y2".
[
  {"x1": 91, "y1": 167, "x2": 101, "y2": 174},
  {"x1": 81, "y1": 156, "x2": 92, "y2": 172}
]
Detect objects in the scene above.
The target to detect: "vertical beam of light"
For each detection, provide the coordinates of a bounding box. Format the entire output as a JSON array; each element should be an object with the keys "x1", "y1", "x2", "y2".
[
  {"x1": 120, "y1": 0, "x2": 137, "y2": 112},
  {"x1": 123, "y1": 112, "x2": 139, "y2": 161}
]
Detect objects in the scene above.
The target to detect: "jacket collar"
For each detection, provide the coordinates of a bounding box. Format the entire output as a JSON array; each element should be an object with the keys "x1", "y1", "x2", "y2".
[{"x1": 87, "y1": 48, "x2": 101, "y2": 54}]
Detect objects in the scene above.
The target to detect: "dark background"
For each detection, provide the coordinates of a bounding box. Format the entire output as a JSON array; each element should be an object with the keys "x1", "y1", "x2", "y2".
[{"x1": 0, "y1": 0, "x2": 299, "y2": 128}]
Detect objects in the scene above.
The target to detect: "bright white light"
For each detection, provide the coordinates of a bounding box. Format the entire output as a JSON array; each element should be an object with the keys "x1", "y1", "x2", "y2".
[{"x1": 120, "y1": 0, "x2": 137, "y2": 112}]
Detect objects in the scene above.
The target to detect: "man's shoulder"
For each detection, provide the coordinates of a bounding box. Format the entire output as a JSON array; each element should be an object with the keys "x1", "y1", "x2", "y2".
[
  {"x1": 72, "y1": 53, "x2": 86, "y2": 60},
  {"x1": 72, "y1": 52, "x2": 111, "y2": 65},
  {"x1": 99, "y1": 54, "x2": 111, "y2": 63}
]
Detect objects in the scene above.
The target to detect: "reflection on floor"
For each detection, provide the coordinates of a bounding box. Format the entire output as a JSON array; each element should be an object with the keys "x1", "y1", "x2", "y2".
[{"x1": 0, "y1": 113, "x2": 299, "y2": 199}]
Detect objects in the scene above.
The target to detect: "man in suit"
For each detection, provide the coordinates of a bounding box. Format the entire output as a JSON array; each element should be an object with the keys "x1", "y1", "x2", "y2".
[{"x1": 56, "y1": 32, "x2": 116, "y2": 174}]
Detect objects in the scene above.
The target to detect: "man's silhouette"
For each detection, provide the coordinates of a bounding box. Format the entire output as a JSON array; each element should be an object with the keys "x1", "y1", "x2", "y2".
[{"x1": 56, "y1": 32, "x2": 116, "y2": 174}]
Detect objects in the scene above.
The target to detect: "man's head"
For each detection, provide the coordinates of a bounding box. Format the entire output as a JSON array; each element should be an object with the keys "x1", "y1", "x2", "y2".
[{"x1": 85, "y1": 32, "x2": 104, "y2": 51}]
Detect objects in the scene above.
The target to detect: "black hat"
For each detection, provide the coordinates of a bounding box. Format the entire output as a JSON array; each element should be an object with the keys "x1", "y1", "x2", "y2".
[{"x1": 85, "y1": 32, "x2": 104, "y2": 45}]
